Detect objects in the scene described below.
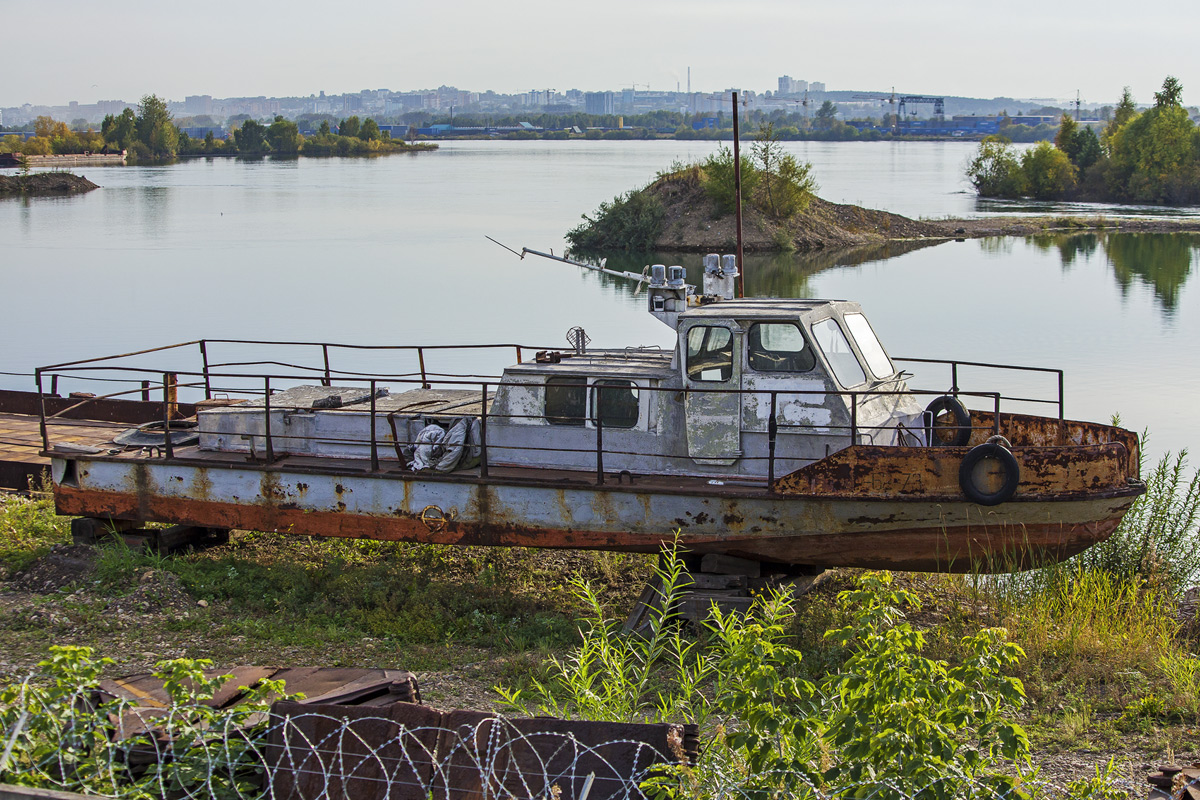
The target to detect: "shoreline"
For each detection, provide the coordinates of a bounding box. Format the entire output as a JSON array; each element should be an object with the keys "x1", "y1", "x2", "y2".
[{"x1": 928, "y1": 215, "x2": 1200, "y2": 239}]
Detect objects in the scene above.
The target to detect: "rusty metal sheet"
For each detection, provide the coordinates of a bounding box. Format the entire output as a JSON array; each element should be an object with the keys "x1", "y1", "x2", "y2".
[
  {"x1": 96, "y1": 666, "x2": 278, "y2": 710},
  {"x1": 266, "y1": 700, "x2": 442, "y2": 800},
  {"x1": 96, "y1": 667, "x2": 420, "y2": 714},
  {"x1": 968, "y1": 410, "x2": 1140, "y2": 477},
  {"x1": 266, "y1": 701, "x2": 696, "y2": 800},
  {"x1": 0, "y1": 389, "x2": 196, "y2": 424},
  {"x1": 774, "y1": 442, "x2": 1132, "y2": 500}
]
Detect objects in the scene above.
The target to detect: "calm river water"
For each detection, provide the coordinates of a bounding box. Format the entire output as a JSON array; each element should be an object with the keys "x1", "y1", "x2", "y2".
[{"x1": 2, "y1": 140, "x2": 1198, "y2": 461}]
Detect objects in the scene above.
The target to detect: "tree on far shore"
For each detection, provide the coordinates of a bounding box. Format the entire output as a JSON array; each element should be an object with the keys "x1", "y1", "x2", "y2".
[
  {"x1": 136, "y1": 94, "x2": 178, "y2": 159},
  {"x1": 967, "y1": 76, "x2": 1200, "y2": 206}
]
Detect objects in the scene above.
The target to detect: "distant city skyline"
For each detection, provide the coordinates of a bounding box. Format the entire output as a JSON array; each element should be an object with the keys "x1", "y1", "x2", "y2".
[{"x1": 1, "y1": 0, "x2": 1195, "y2": 109}]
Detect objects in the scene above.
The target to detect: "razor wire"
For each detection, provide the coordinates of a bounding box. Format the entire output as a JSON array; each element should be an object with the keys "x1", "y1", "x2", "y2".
[{"x1": 0, "y1": 676, "x2": 1152, "y2": 800}]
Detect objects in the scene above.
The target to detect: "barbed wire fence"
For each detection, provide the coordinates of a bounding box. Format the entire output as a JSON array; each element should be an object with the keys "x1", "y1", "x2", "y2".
[{"x1": 0, "y1": 672, "x2": 1158, "y2": 800}]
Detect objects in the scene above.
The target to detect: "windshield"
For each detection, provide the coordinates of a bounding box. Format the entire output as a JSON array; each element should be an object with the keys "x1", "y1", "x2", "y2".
[
  {"x1": 843, "y1": 313, "x2": 894, "y2": 379},
  {"x1": 811, "y1": 318, "x2": 866, "y2": 388},
  {"x1": 748, "y1": 322, "x2": 815, "y2": 372}
]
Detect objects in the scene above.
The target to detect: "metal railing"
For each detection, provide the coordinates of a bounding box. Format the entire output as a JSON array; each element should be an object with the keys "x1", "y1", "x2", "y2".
[
  {"x1": 894, "y1": 356, "x2": 1065, "y2": 421},
  {"x1": 31, "y1": 339, "x2": 1071, "y2": 491}
]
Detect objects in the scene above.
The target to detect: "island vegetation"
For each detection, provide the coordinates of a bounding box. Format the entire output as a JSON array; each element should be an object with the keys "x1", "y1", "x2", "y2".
[
  {"x1": 967, "y1": 76, "x2": 1200, "y2": 205},
  {"x1": 566, "y1": 124, "x2": 982, "y2": 253},
  {"x1": 0, "y1": 95, "x2": 435, "y2": 164}
]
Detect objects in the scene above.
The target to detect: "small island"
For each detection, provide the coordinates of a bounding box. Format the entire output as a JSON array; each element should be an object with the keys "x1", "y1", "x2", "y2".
[
  {"x1": 566, "y1": 123, "x2": 1200, "y2": 255},
  {"x1": 0, "y1": 171, "x2": 98, "y2": 197}
]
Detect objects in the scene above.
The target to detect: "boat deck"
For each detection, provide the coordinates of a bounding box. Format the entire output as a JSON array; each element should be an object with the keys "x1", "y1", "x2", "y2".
[{"x1": 0, "y1": 411, "x2": 125, "y2": 489}]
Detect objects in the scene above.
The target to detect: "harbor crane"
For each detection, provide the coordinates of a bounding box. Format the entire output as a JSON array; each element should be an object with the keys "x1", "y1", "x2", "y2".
[
  {"x1": 853, "y1": 92, "x2": 945, "y2": 133},
  {"x1": 898, "y1": 95, "x2": 945, "y2": 120},
  {"x1": 852, "y1": 89, "x2": 898, "y2": 130}
]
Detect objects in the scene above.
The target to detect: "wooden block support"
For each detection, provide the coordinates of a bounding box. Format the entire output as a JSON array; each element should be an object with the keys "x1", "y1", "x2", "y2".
[
  {"x1": 71, "y1": 519, "x2": 229, "y2": 554},
  {"x1": 681, "y1": 593, "x2": 755, "y2": 621},
  {"x1": 686, "y1": 572, "x2": 749, "y2": 590},
  {"x1": 70, "y1": 517, "x2": 140, "y2": 545},
  {"x1": 699, "y1": 553, "x2": 761, "y2": 578}
]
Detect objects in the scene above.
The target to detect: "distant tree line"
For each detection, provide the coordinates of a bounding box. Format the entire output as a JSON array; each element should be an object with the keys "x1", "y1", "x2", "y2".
[
  {"x1": 0, "y1": 97, "x2": 434, "y2": 163},
  {"x1": 967, "y1": 77, "x2": 1200, "y2": 205},
  {"x1": 0, "y1": 116, "x2": 106, "y2": 157}
]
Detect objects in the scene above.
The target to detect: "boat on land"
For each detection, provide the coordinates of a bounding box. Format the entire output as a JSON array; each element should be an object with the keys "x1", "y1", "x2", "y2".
[{"x1": 35, "y1": 251, "x2": 1143, "y2": 574}]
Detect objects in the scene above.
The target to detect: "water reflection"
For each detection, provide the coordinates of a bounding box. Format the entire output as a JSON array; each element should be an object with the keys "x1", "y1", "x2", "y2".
[
  {"x1": 1026, "y1": 232, "x2": 1199, "y2": 313},
  {"x1": 589, "y1": 239, "x2": 943, "y2": 299},
  {"x1": 974, "y1": 196, "x2": 1200, "y2": 218}
]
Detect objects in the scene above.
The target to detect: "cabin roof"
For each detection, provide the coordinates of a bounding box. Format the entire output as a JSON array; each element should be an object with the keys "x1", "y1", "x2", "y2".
[
  {"x1": 679, "y1": 298, "x2": 852, "y2": 322},
  {"x1": 505, "y1": 348, "x2": 673, "y2": 379}
]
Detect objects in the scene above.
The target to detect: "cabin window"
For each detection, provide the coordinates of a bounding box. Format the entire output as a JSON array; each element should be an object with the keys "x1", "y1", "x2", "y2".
[
  {"x1": 811, "y1": 318, "x2": 867, "y2": 387},
  {"x1": 748, "y1": 323, "x2": 815, "y2": 372},
  {"x1": 545, "y1": 377, "x2": 586, "y2": 426},
  {"x1": 592, "y1": 380, "x2": 639, "y2": 428},
  {"x1": 844, "y1": 313, "x2": 894, "y2": 379},
  {"x1": 686, "y1": 326, "x2": 733, "y2": 382}
]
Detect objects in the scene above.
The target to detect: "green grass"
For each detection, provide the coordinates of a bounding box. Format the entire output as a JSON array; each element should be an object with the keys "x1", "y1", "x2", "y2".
[
  {"x1": 15, "y1": 526, "x2": 653, "y2": 662},
  {"x1": 0, "y1": 486, "x2": 71, "y2": 571}
]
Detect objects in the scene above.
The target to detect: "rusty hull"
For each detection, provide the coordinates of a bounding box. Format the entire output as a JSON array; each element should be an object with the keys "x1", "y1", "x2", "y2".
[
  {"x1": 51, "y1": 443, "x2": 1142, "y2": 572},
  {"x1": 774, "y1": 442, "x2": 1132, "y2": 500}
]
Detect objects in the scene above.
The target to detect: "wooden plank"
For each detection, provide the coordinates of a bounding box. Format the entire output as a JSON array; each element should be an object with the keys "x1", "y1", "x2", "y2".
[{"x1": 0, "y1": 786, "x2": 93, "y2": 800}]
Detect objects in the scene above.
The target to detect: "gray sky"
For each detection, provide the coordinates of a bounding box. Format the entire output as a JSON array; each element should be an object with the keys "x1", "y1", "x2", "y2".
[{"x1": 3, "y1": 0, "x2": 1196, "y2": 108}]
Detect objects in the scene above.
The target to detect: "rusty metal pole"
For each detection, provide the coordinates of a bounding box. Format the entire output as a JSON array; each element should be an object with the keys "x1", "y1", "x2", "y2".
[
  {"x1": 850, "y1": 392, "x2": 858, "y2": 444},
  {"x1": 595, "y1": 414, "x2": 604, "y2": 486},
  {"x1": 199, "y1": 340, "x2": 212, "y2": 400},
  {"x1": 162, "y1": 374, "x2": 174, "y2": 460},
  {"x1": 732, "y1": 91, "x2": 745, "y2": 297},
  {"x1": 1057, "y1": 370, "x2": 1065, "y2": 421},
  {"x1": 767, "y1": 391, "x2": 778, "y2": 489},
  {"x1": 321, "y1": 345, "x2": 332, "y2": 388},
  {"x1": 35, "y1": 370, "x2": 49, "y2": 452},
  {"x1": 263, "y1": 376, "x2": 273, "y2": 463},
  {"x1": 165, "y1": 373, "x2": 178, "y2": 420},
  {"x1": 479, "y1": 382, "x2": 489, "y2": 478},
  {"x1": 418, "y1": 347, "x2": 429, "y2": 389},
  {"x1": 369, "y1": 380, "x2": 379, "y2": 472}
]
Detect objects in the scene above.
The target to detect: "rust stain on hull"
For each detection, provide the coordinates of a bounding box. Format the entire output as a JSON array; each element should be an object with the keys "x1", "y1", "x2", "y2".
[
  {"x1": 776, "y1": 442, "x2": 1134, "y2": 499},
  {"x1": 53, "y1": 483, "x2": 1133, "y2": 573}
]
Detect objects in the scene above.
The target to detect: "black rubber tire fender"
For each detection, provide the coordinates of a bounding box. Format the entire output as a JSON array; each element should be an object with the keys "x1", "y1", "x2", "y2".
[
  {"x1": 925, "y1": 395, "x2": 972, "y2": 448},
  {"x1": 959, "y1": 442, "x2": 1020, "y2": 506}
]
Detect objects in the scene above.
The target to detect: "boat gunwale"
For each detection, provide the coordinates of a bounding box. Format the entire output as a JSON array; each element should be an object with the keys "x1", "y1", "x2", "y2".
[{"x1": 44, "y1": 443, "x2": 1147, "y2": 505}]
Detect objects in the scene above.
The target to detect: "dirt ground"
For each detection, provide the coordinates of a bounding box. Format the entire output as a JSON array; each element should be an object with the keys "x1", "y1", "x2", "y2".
[{"x1": 0, "y1": 540, "x2": 1193, "y2": 792}]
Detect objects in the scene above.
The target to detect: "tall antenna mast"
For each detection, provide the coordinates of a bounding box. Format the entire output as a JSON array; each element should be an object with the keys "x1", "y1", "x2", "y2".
[
  {"x1": 1074, "y1": 90, "x2": 1081, "y2": 121},
  {"x1": 732, "y1": 91, "x2": 744, "y2": 296}
]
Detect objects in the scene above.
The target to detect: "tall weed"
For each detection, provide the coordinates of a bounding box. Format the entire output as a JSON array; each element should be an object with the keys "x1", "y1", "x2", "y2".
[
  {"x1": 496, "y1": 542, "x2": 716, "y2": 727},
  {"x1": 990, "y1": 565, "x2": 1177, "y2": 673},
  {"x1": 501, "y1": 549, "x2": 1033, "y2": 800},
  {"x1": 1078, "y1": 447, "x2": 1200, "y2": 593}
]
